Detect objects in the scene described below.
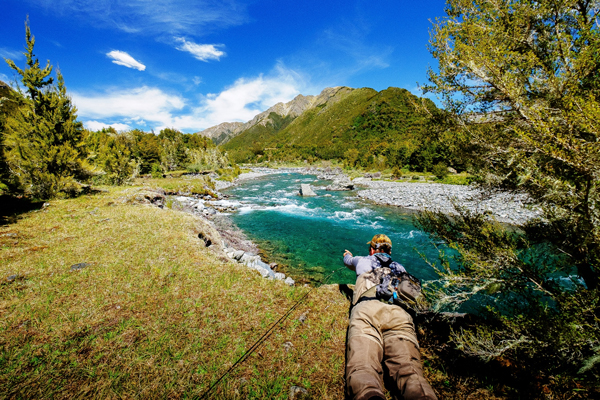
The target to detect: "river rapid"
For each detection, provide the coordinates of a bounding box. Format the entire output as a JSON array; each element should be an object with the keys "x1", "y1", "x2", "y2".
[{"x1": 221, "y1": 172, "x2": 441, "y2": 285}]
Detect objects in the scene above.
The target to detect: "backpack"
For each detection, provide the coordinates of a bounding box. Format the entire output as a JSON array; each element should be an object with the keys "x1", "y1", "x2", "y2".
[{"x1": 359, "y1": 253, "x2": 422, "y2": 312}]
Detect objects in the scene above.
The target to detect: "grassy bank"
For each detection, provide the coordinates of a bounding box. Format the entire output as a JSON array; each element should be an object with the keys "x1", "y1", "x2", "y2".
[
  {"x1": 0, "y1": 184, "x2": 350, "y2": 399},
  {"x1": 4, "y1": 178, "x2": 590, "y2": 399}
]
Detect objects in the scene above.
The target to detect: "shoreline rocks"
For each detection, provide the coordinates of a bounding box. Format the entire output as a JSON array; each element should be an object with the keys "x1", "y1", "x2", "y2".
[
  {"x1": 228, "y1": 166, "x2": 541, "y2": 225},
  {"x1": 354, "y1": 180, "x2": 541, "y2": 225},
  {"x1": 167, "y1": 194, "x2": 295, "y2": 286}
]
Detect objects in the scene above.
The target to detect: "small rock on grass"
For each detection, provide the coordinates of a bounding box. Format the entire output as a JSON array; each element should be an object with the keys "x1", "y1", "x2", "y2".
[
  {"x1": 274, "y1": 272, "x2": 286, "y2": 280},
  {"x1": 289, "y1": 386, "x2": 309, "y2": 400},
  {"x1": 70, "y1": 263, "x2": 91, "y2": 271},
  {"x1": 297, "y1": 311, "x2": 309, "y2": 323},
  {"x1": 6, "y1": 274, "x2": 24, "y2": 283},
  {"x1": 285, "y1": 277, "x2": 295, "y2": 286}
]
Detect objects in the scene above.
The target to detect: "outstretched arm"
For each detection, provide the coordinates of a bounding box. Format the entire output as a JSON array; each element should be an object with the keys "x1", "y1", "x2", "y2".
[{"x1": 343, "y1": 250, "x2": 356, "y2": 271}]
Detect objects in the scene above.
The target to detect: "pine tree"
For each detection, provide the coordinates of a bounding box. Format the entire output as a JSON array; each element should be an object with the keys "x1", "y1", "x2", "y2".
[
  {"x1": 4, "y1": 20, "x2": 93, "y2": 199},
  {"x1": 0, "y1": 80, "x2": 22, "y2": 193}
]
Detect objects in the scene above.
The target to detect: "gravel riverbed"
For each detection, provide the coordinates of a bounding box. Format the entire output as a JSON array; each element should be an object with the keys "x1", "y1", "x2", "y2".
[
  {"x1": 355, "y1": 180, "x2": 541, "y2": 225},
  {"x1": 216, "y1": 167, "x2": 542, "y2": 226}
]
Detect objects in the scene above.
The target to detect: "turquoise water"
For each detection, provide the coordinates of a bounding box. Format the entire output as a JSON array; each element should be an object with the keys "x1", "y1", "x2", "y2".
[{"x1": 223, "y1": 172, "x2": 440, "y2": 285}]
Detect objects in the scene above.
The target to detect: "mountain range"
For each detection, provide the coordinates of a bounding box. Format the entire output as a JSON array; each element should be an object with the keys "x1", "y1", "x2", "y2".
[
  {"x1": 198, "y1": 86, "x2": 353, "y2": 146},
  {"x1": 198, "y1": 85, "x2": 453, "y2": 172}
]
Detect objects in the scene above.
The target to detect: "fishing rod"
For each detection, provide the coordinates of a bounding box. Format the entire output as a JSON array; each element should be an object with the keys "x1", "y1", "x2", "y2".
[{"x1": 199, "y1": 266, "x2": 345, "y2": 400}]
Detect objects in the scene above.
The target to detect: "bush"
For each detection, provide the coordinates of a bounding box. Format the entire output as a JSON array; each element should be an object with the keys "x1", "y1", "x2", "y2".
[
  {"x1": 432, "y1": 162, "x2": 449, "y2": 180},
  {"x1": 391, "y1": 166, "x2": 403, "y2": 179}
]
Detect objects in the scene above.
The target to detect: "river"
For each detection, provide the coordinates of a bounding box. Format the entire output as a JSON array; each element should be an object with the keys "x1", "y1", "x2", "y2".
[{"x1": 221, "y1": 172, "x2": 441, "y2": 285}]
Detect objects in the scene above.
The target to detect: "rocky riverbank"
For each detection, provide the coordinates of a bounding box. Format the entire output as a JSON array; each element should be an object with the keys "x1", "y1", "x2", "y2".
[
  {"x1": 124, "y1": 187, "x2": 297, "y2": 286},
  {"x1": 222, "y1": 166, "x2": 542, "y2": 225},
  {"x1": 355, "y1": 180, "x2": 541, "y2": 225}
]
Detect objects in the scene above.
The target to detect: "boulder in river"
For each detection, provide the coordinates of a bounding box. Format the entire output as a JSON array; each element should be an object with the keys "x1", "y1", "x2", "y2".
[
  {"x1": 299, "y1": 184, "x2": 317, "y2": 197},
  {"x1": 326, "y1": 178, "x2": 354, "y2": 191}
]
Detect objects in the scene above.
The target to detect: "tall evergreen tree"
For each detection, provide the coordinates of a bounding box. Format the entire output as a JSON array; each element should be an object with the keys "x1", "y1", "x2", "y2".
[
  {"x1": 4, "y1": 20, "x2": 93, "y2": 199},
  {"x1": 0, "y1": 80, "x2": 22, "y2": 193}
]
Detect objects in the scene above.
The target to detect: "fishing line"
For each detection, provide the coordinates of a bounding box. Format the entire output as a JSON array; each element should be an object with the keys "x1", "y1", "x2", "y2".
[{"x1": 199, "y1": 266, "x2": 345, "y2": 400}]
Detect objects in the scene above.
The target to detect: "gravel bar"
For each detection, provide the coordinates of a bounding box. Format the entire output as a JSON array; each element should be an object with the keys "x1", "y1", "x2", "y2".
[{"x1": 356, "y1": 180, "x2": 541, "y2": 225}]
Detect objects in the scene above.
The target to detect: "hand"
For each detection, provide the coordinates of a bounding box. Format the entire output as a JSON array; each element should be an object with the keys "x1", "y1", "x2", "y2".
[{"x1": 343, "y1": 249, "x2": 352, "y2": 257}]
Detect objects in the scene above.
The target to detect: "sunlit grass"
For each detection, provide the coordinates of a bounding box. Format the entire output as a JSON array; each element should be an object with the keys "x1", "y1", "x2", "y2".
[{"x1": 0, "y1": 185, "x2": 349, "y2": 399}]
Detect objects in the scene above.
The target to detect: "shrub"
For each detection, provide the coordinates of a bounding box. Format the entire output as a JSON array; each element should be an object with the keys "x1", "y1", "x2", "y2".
[{"x1": 432, "y1": 162, "x2": 449, "y2": 180}]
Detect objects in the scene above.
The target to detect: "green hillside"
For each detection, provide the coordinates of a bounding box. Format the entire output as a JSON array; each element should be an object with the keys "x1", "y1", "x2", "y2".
[{"x1": 223, "y1": 87, "x2": 457, "y2": 172}]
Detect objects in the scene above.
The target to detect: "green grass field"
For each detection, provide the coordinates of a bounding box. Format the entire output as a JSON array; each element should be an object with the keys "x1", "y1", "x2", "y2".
[
  {"x1": 3, "y1": 178, "x2": 591, "y2": 399},
  {"x1": 0, "y1": 184, "x2": 351, "y2": 399}
]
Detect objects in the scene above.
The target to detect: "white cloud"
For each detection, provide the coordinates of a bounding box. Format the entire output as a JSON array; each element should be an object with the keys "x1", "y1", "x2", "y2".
[
  {"x1": 0, "y1": 47, "x2": 23, "y2": 60},
  {"x1": 26, "y1": 0, "x2": 248, "y2": 36},
  {"x1": 106, "y1": 51, "x2": 146, "y2": 71},
  {"x1": 84, "y1": 120, "x2": 131, "y2": 132},
  {"x1": 0, "y1": 73, "x2": 10, "y2": 83},
  {"x1": 193, "y1": 76, "x2": 202, "y2": 85},
  {"x1": 175, "y1": 38, "x2": 225, "y2": 62},
  {"x1": 72, "y1": 86, "x2": 185, "y2": 129},
  {"x1": 197, "y1": 68, "x2": 302, "y2": 126},
  {"x1": 71, "y1": 64, "x2": 307, "y2": 133}
]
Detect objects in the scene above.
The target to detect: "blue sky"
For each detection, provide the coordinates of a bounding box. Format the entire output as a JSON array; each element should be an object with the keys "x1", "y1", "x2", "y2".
[{"x1": 1, "y1": 0, "x2": 448, "y2": 133}]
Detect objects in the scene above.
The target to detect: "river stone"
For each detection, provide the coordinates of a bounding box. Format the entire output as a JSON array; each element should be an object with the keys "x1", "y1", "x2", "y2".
[
  {"x1": 325, "y1": 178, "x2": 354, "y2": 191},
  {"x1": 284, "y1": 277, "x2": 295, "y2": 286},
  {"x1": 250, "y1": 262, "x2": 275, "y2": 279},
  {"x1": 203, "y1": 207, "x2": 217, "y2": 216},
  {"x1": 274, "y1": 272, "x2": 286, "y2": 280},
  {"x1": 240, "y1": 253, "x2": 259, "y2": 264},
  {"x1": 299, "y1": 184, "x2": 317, "y2": 197},
  {"x1": 233, "y1": 250, "x2": 245, "y2": 261},
  {"x1": 255, "y1": 260, "x2": 272, "y2": 270}
]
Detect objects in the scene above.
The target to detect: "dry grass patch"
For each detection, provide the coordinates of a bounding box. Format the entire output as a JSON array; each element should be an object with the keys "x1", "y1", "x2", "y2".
[
  {"x1": 0, "y1": 186, "x2": 353, "y2": 399},
  {"x1": 133, "y1": 175, "x2": 216, "y2": 197}
]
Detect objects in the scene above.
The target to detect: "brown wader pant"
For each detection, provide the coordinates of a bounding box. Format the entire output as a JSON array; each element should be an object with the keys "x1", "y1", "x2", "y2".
[{"x1": 346, "y1": 300, "x2": 437, "y2": 400}]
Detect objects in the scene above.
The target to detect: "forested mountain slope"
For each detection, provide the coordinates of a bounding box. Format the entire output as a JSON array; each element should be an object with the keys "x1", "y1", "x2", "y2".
[{"x1": 217, "y1": 86, "x2": 457, "y2": 171}]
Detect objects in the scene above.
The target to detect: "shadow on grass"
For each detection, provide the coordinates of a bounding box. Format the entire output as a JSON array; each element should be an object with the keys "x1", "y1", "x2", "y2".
[{"x1": 0, "y1": 195, "x2": 45, "y2": 226}]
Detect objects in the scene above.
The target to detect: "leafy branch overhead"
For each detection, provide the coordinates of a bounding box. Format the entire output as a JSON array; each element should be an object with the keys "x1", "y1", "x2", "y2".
[{"x1": 421, "y1": 0, "x2": 600, "y2": 374}]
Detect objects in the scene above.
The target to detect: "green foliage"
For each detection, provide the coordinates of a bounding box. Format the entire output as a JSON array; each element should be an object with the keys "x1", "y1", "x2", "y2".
[
  {"x1": 130, "y1": 129, "x2": 161, "y2": 174},
  {"x1": 344, "y1": 148, "x2": 360, "y2": 168},
  {"x1": 222, "y1": 87, "x2": 459, "y2": 172},
  {"x1": 0, "y1": 81, "x2": 22, "y2": 192},
  {"x1": 391, "y1": 166, "x2": 403, "y2": 179},
  {"x1": 85, "y1": 127, "x2": 233, "y2": 184},
  {"x1": 432, "y1": 162, "x2": 449, "y2": 180},
  {"x1": 3, "y1": 21, "x2": 93, "y2": 199},
  {"x1": 421, "y1": 0, "x2": 600, "y2": 375},
  {"x1": 85, "y1": 130, "x2": 137, "y2": 185}
]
